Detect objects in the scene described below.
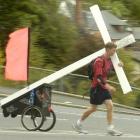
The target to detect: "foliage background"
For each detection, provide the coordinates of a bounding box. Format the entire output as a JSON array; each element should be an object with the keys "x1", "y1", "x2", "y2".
[{"x1": 0, "y1": 0, "x2": 139, "y2": 108}]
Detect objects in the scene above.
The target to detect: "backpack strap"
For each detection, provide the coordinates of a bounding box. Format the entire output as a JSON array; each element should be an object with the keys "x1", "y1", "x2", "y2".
[
  {"x1": 99, "y1": 55, "x2": 105, "y2": 68},
  {"x1": 94, "y1": 56, "x2": 105, "y2": 68}
]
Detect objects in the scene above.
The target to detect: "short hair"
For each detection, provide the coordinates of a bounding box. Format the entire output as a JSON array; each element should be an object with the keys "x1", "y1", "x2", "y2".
[{"x1": 105, "y1": 42, "x2": 117, "y2": 49}]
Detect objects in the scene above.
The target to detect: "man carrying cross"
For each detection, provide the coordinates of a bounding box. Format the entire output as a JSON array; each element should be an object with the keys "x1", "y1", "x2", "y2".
[{"x1": 73, "y1": 42, "x2": 123, "y2": 136}]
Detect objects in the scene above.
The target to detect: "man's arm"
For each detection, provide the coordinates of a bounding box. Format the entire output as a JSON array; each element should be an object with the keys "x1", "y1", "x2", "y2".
[
  {"x1": 97, "y1": 75, "x2": 106, "y2": 85},
  {"x1": 104, "y1": 83, "x2": 116, "y2": 93},
  {"x1": 95, "y1": 59, "x2": 116, "y2": 93},
  {"x1": 94, "y1": 58, "x2": 107, "y2": 86}
]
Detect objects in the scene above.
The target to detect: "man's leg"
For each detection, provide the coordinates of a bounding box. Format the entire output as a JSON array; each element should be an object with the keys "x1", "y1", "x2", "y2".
[
  {"x1": 73, "y1": 104, "x2": 97, "y2": 133},
  {"x1": 104, "y1": 99, "x2": 122, "y2": 136},
  {"x1": 104, "y1": 99, "x2": 113, "y2": 126},
  {"x1": 80, "y1": 104, "x2": 97, "y2": 121}
]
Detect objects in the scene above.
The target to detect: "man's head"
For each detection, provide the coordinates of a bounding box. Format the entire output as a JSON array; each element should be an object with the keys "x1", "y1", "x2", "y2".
[{"x1": 105, "y1": 42, "x2": 117, "y2": 56}]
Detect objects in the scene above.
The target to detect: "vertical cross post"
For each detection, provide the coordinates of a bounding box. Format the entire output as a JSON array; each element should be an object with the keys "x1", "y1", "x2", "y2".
[{"x1": 90, "y1": 5, "x2": 133, "y2": 94}]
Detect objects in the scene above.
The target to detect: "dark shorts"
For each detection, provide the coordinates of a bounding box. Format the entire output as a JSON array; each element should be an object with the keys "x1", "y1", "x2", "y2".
[{"x1": 90, "y1": 85, "x2": 112, "y2": 105}]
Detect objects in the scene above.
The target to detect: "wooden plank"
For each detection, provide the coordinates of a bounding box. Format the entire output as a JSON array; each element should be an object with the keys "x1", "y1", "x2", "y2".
[{"x1": 0, "y1": 34, "x2": 135, "y2": 106}]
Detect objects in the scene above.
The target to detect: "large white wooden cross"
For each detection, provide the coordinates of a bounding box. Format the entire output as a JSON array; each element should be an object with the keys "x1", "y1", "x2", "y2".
[
  {"x1": 0, "y1": 7, "x2": 135, "y2": 106},
  {"x1": 0, "y1": 34, "x2": 135, "y2": 106},
  {"x1": 90, "y1": 5, "x2": 133, "y2": 94}
]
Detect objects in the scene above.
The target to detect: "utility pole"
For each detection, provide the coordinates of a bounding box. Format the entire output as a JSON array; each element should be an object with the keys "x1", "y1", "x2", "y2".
[{"x1": 75, "y1": 0, "x2": 84, "y2": 33}]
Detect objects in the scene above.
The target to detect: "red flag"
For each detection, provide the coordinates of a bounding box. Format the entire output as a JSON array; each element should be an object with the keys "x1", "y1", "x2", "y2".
[{"x1": 5, "y1": 27, "x2": 29, "y2": 81}]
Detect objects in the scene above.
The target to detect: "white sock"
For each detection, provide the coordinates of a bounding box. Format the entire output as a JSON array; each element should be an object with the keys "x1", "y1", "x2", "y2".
[
  {"x1": 77, "y1": 119, "x2": 82, "y2": 126},
  {"x1": 108, "y1": 124, "x2": 114, "y2": 130}
]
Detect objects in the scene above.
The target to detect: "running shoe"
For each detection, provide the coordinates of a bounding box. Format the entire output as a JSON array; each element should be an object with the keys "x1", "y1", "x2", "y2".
[
  {"x1": 108, "y1": 128, "x2": 123, "y2": 136},
  {"x1": 72, "y1": 123, "x2": 88, "y2": 134}
]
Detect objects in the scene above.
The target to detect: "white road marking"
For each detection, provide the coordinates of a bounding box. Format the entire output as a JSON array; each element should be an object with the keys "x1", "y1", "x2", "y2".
[
  {"x1": 0, "y1": 129, "x2": 140, "y2": 138},
  {"x1": 63, "y1": 101, "x2": 72, "y2": 104}
]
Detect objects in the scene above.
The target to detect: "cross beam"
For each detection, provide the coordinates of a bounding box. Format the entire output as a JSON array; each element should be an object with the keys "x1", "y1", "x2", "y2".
[{"x1": 0, "y1": 34, "x2": 135, "y2": 106}]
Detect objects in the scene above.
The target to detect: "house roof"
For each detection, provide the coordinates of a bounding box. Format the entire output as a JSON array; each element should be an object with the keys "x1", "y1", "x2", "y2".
[
  {"x1": 102, "y1": 10, "x2": 128, "y2": 26},
  {"x1": 84, "y1": 10, "x2": 140, "y2": 40}
]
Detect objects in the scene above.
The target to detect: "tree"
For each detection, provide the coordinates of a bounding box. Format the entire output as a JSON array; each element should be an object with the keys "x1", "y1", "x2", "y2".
[{"x1": 0, "y1": 0, "x2": 78, "y2": 69}]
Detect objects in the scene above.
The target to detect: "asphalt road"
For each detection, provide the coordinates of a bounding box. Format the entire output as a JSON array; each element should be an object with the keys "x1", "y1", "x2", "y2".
[
  {"x1": 0, "y1": 104, "x2": 140, "y2": 140},
  {"x1": 0, "y1": 86, "x2": 140, "y2": 140}
]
